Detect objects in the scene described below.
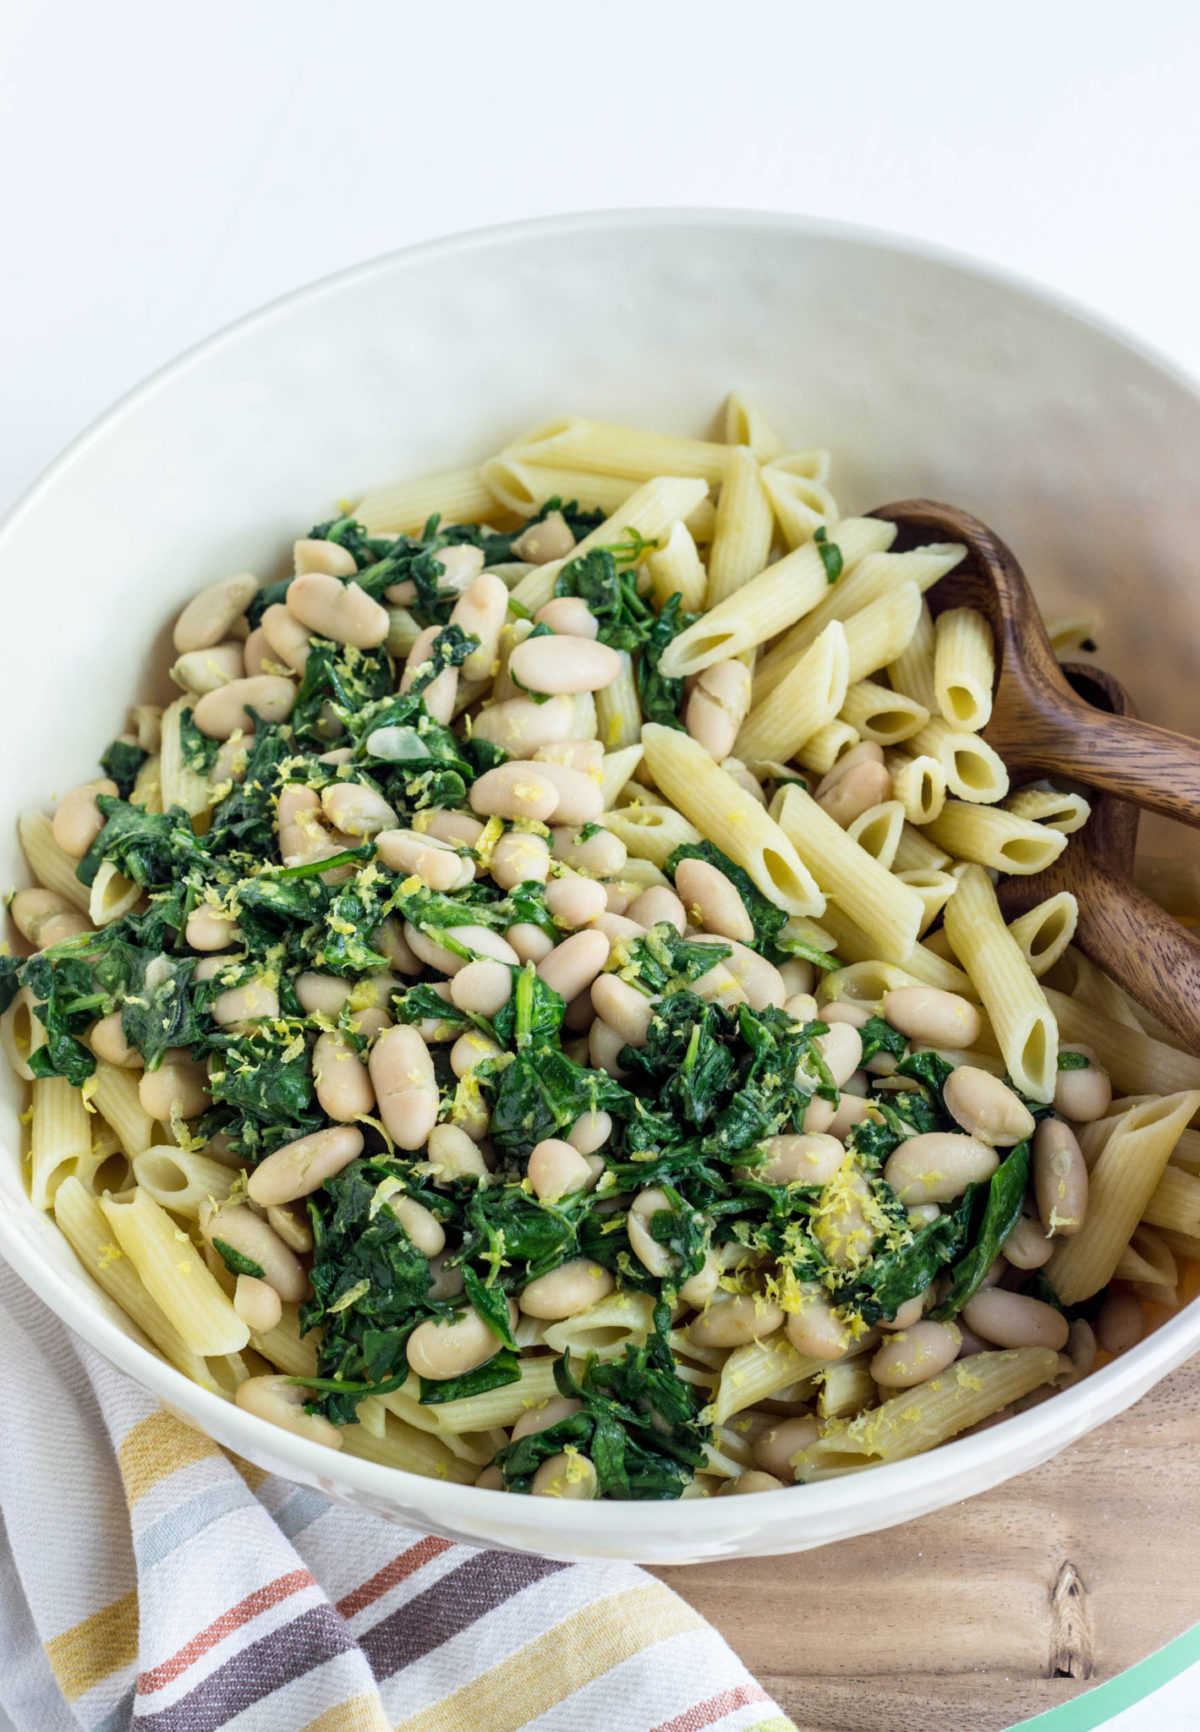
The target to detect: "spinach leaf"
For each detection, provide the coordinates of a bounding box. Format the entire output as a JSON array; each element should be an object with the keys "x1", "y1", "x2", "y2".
[
  {"x1": 637, "y1": 593, "x2": 697, "y2": 729},
  {"x1": 77, "y1": 798, "x2": 209, "y2": 890},
  {"x1": 0, "y1": 955, "x2": 21, "y2": 1018},
  {"x1": 23, "y1": 955, "x2": 103, "y2": 1086},
  {"x1": 859, "y1": 1016, "x2": 907, "y2": 1065},
  {"x1": 554, "y1": 547, "x2": 654, "y2": 652},
  {"x1": 461, "y1": 1263, "x2": 518, "y2": 1350},
  {"x1": 1058, "y1": 1050, "x2": 1090, "y2": 1070},
  {"x1": 418, "y1": 1351, "x2": 522, "y2": 1405},
  {"x1": 212, "y1": 1239, "x2": 265, "y2": 1280},
  {"x1": 933, "y1": 1139, "x2": 1032, "y2": 1320},
  {"x1": 99, "y1": 739, "x2": 148, "y2": 798},
  {"x1": 616, "y1": 923, "x2": 730, "y2": 998},
  {"x1": 814, "y1": 526, "x2": 843, "y2": 584},
  {"x1": 894, "y1": 1048, "x2": 955, "y2": 1113},
  {"x1": 179, "y1": 707, "x2": 221, "y2": 776},
  {"x1": 120, "y1": 950, "x2": 200, "y2": 1069},
  {"x1": 847, "y1": 1194, "x2": 973, "y2": 1325}
]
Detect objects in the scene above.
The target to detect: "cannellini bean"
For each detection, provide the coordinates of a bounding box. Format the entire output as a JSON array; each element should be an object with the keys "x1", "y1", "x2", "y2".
[
  {"x1": 51, "y1": 777, "x2": 120, "y2": 857},
  {"x1": 511, "y1": 1394, "x2": 583, "y2": 1441},
  {"x1": 389, "y1": 1195, "x2": 446, "y2": 1257},
  {"x1": 811, "y1": 1020, "x2": 863, "y2": 1087},
  {"x1": 784, "y1": 1285, "x2": 851, "y2": 1360},
  {"x1": 785, "y1": 993, "x2": 820, "y2": 1024},
  {"x1": 210, "y1": 730, "x2": 253, "y2": 785},
  {"x1": 871, "y1": 1320, "x2": 962, "y2": 1388},
  {"x1": 674, "y1": 857, "x2": 754, "y2": 943},
  {"x1": 489, "y1": 831, "x2": 551, "y2": 890},
  {"x1": 593, "y1": 911, "x2": 646, "y2": 947},
  {"x1": 531, "y1": 761, "x2": 603, "y2": 826},
  {"x1": 471, "y1": 694, "x2": 577, "y2": 756},
  {"x1": 368, "y1": 1025, "x2": 439, "y2": 1148},
  {"x1": 321, "y1": 781, "x2": 398, "y2": 840},
  {"x1": 139, "y1": 1050, "x2": 208, "y2": 1120},
  {"x1": 450, "y1": 1030, "x2": 503, "y2": 1077},
  {"x1": 235, "y1": 1375, "x2": 343, "y2": 1448},
  {"x1": 267, "y1": 1203, "x2": 313, "y2": 1253},
  {"x1": 626, "y1": 886, "x2": 686, "y2": 932},
  {"x1": 691, "y1": 958, "x2": 748, "y2": 1012},
  {"x1": 404, "y1": 921, "x2": 518, "y2": 976},
  {"x1": 260, "y1": 603, "x2": 312, "y2": 675},
  {"x1": 779, "y1": 958, "x2": 815, "y2": 997},
  {"x1": 211, "y1": 977, "x2": 280, "y2": 1027},
  {"x1": 450, "y1": 573, "x2": 510, "y2": 681},
  {"x1": 313, "y1": 1030, "x2": 375, "y2": 1121},
  {"x1": 248, "y1": 1126, "x2": 365, "y2": 1207},
  {"x1": 943, "y1": 1066, "x2": 1035, "y2": 1147},
  {"x1": 11, "y1": 888, "x2": 92, "y2": 948},
  {"x1": 551, "y1": 825, "x2": 627, "y2": 877},
  {"x1": 294, "y1": 536, "x2": 357, "y2": 577},
  {"x1": 469, "y1": 763, "x2": 560, "y2": 823},
  {"x1": 537, "y1": 929, "x2": 609, "y2": 1001},
  {"x1": 1053, "y1": 1047, "x2": 1112, "y2": 1122},
  {"x1": 689, "y1": 1293, "x2": 785, "y2": 1349},
  {"x1": 294, "y1": 971, "x2": 353, "y2": 1016},
  {"x1": 534, "y1": 596, "x2": 599, "y2": 639},
  {"x1": 372, "y1": 915, "x2": 421, "y2": 975},
  {"x1": 879, "y1": 1294, "x2": 927, "y2": 1332},
  {"x1": 686, "y1": 660, "x2": 752, "y2": 762},
  {"x1": 545, "y1": 877, "x2": 607, "y2": 929},
  {"x1": 243, "y1": 628, "x2": 271, "y2": 677},
  {"x1": 817, "y1": 739, "x2": 885, "y2": 791},
  {"x1": 450, "y1": 959, "x2": 513, "y2": 1017},
  {"x1": 752, "y1": 1415, "x2": 821, "y2": 1481},
  {"x1": 384, "y1": 543, "x2": 482, "y2": 603},
  {"x1": 1002, "y1": 1213, "x2": 1053, "y2": 1270},
  {"x1": 528, "y1": 1137, "x2": 594, "y2": 1202},
  {"x1": 884, "y1": 1132, "x2": 999, "y2": 1204},
  {"x1": 401, "y1": 625, "x2": 459, "y2": 724},
  {"x1": 962, "y1": 1288, "x2": 1069, "y2": 1351},
  {"x1": 531, "y1": 1451, "x2": 599, "y2": 1499},
  {"x1": 512, "y1": 511, "x2": 576, "y2": 565},
  {"x1": 801, "y1": 1096, "x2": 837, "y2": 1134},
  {"x1": 1034, "y1": 1118, "x2": 1088, "y2": 1236},
  {"x1": 185, "y1": 905, "x2": 239, "y2": 950},
  {"x1": 507, "y1": 923, "x2": 555, "y2": 964},
  {"x1": 426, "y1": 1123, "x2": 490, "y2": 1183},
  {"x1": 421, "y1": 809, "x2": 485, "y2": 848},
  {"x1": 693, "y1": 937, "x2": 785, "y2": 1012},
  {"x1": 818, "y1": 759, "x2": 893, "y2": 826},
  {"x1": 1096, "y1": 1291, "x2": 1145, "y2": 1356},
  {"x1": 677, "y1": 1249, "x2": 721, "y2": 1309},
  {"x1": 747, "y1": 1133, "x2": 845, "y2": 1186},
  {"x1": 509, "y1": 633, "x2": 621, "y2": 696},
  {"x1": 174, "y1": 573, "x2": 258, "y2": 653},
  {"x1": 286, "y1": 570, "x2": 389, "y2": 649},
  {"x1": 519, "y1": 1259, "x2": 614, "y2": 1319},
  {"x1": 568, "y1": 1109, "x2": 611, "y2": 1156},
  {"x1": 627, "y1": 1187, "x2": 674, "y2": 1277},
  {"x1": 727, "y1": 1470, "x2": 783, "y2": 1495},
  {"x1": 234, "y1": 1274, "x2": 283, "y2": 1334},
  {"x1": 813, "y1": 1165, "x2": 877, "y2": 1270},
  {"x1": 194, "y1": 676, "x2": 296, "y2": 739},
  {"x1": 534, "y1": 739, "x2": 605, "y2": 775},
  {"x1": 201, "y1": 1203, "x2": 308, "y2": 1301},
  {"x1": 588, "y1": 1018, "x2": 629, "y2": 1078},
  {"x1": 590, "y1": 974, "x2": 655, "y2": 1047},
  {"x1": 376, "y1": 828, "x2": 473, "y2": 891},
  {"x1": 90, "y1": 1011, "x2": 142, "y2": 1069},
  {"x1": 882, "y1": 986, "x2": 981, "y2": 1049},
  {"x1": 820, "y1": 1001, "x2": 870, "y2": 1028}
]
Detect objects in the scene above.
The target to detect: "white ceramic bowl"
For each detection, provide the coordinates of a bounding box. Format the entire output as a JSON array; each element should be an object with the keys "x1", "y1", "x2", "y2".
[{"x1": 3, "y1": 211, "x2": 1199, "y2": 1565}]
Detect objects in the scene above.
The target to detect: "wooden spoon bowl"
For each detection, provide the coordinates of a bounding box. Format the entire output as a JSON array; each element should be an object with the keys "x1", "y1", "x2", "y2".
[{"x1": 874, "y1": 500, "x2": 1200, "y2": 826}]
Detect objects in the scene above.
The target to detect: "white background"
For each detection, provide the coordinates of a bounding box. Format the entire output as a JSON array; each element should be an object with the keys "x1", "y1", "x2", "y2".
[
  {"x1": 3, "y1": 0, "x2": 1200, "y2": 515},
  {"x1": 2, "y1": 6, "x2": 1200, "y2": 1728}
]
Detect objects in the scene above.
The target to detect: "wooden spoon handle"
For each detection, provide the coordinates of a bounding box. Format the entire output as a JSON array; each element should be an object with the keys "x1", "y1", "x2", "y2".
[
  {"x1": 1067, "y1": 861, "x2": 1200, "y2": 1050},
  {"x1": 1003, "y1": 703, "x2": 1200, "y2": 829}
]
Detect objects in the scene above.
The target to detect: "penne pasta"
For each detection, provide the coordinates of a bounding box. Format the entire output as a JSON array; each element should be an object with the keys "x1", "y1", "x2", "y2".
[
  {"x1": 924, "y1": 801, "x2": 1069, "y2": 875},
  {"x1": 706, "y1": 447, "x2": 774, "y2": 605},
  {"x1": 933, "y1": 607, "x2": 995, "y2": 732},
  {"x1": 356, "y1": 466, "x2": 498, "y2": 536},
  {"x1": 944, "y1": 864, "x2": 1058, "y2": 1100}
]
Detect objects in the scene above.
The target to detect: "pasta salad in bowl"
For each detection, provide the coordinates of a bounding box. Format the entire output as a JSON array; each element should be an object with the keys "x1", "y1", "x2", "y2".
[{"x1": 5, "y1": 399, "x2": 1196, "y2": 1508}]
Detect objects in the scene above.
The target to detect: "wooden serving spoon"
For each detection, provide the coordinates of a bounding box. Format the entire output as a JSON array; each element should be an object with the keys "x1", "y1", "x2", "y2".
[
  {"x1": 874, "y1": 500, "x2": 1200, "y2": 827},
  {"x1": 992, "y1": 664, "x2": 1200, "y2": 1049}
]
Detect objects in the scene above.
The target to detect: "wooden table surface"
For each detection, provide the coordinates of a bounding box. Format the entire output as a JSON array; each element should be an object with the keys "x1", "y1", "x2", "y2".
[{"x1": 655, "y1": 1357, "x2": 1200, "y2": 1732}]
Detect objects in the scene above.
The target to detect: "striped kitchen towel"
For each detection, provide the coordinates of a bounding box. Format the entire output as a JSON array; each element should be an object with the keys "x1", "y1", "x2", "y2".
[{"x1": 0, "y1": 1260, "x2": 796, "y2": 1732}]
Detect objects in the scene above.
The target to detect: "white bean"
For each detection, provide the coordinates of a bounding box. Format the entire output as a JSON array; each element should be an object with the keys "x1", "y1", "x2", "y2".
[
  {"x1": 247, "y1": 1126, "x2": 365, "y2": 1207},
  {"x1": 390, "y1": 1195, "x2": 446, "y2": 1257},
  {"x1": 1053, "y1": 1047, "x2": 1113, "y2": 1123},
  {"x1": 545, "y1": 877, "x2": 607, "y2": 929},
  {"x1": 426, "y1": 1123, "x2": 490, "y2": 1183},
  {"x1": 784, "y1": 1285, "x2": 850, "y2": 1360},
  {"x1": 884, "y1": 1132, "x2": 999, "y2": 1204},
  {"x1": 627, "y1": 1187, "x2": 674, "y2": 1277},
  {"x1": 450, "y1": 1030, "x2": 503, "y2": 1078},
  {"x1": 51, "y1": 777, "x2": 121, "y2": 858},
  {"x1": 469, "y1": 763, "x2": 560, "y2": 823},
  {"x1": 588, "y1": 1018, "x2": 629, "y2": 1078},
  {"x1": 519, "y1": 1259, "x2": 614, "y2": 1319},
  {"x1": 294, "y1": 972, "x2": 353, "y2": 1015},
  {"x1": 943, "y1": 1065, "x2": 1035, "y2": 1147},
  {"x1": 674, "y1": 857, "x2": 755, "y2": 943},
  {"x1": 235, "y1": 1376, "x2": 343, "y2": 1448},
  {"x1": 590, "y1": 974, "x2": 656, "y2": 1047},
  {"x1": 401, "y1": 625, "x2": 458, "y2": 724},
  {"x1": 450, "y1": 573, "x2": 510, "y2": 681},
  {"x1": 260, "y1": 603, "x2": 312, "y2": 674},
  {"x1": 174, "y1": 573, "x2": 258, "y2": 653},
  {"x1": 812, "y1": 1020, "x2": 863, "y2": 1087},
  {"x1": 688, "y1": 1293, "x2": 784, "y2": 1349},
  {"x1": 883, "y1": 986, "x2": 982, "y2": 1049},
  {"x1": 506, "y1": 923, "x2": 555, "y2": 964},
  {"x1": 871, "y1": 1320, "x2": 962, "y2": 1388},
  {"x1": 314, "y1": 1030, "x2": 375, "y2": 1121},
  {"x1": 962, "y1": 1288, "x2": 1069, "y2": 1351},
  {"x1": 626, "y1": 886, "x2": 686, "y2": 932},
  {"x1": 818, "y1": 759, "x2": 893, "y2": 826},
  {"x1": 537, "y1": 929, "x2": 609, "y2": 1001},
  {"x1": 1034, "y1": 1118, "x2": 1088, "y2": 1236},
  {"x1": 193, "y1": 676, "x2": 296, "y2": 739},
  {"x1": 534, "y1": 596, "x2": 599, "y2": 639},
  {"x1": 531, "y1": 1451, "x2": 598, "y2": 1499},
  {"x1": 286, "y1": 571, "x2": 389, "y2": 649},
  {"x1": 470, "y1": 694, "x2": 577, "y2": 757},
  {"x1": 685, "y1": 660, "x2": 752, "y2": 761},
  {"x1": 211, "y1": 977, "x2": 280, "y2": 1028},
  {"x1": 746, "y1": 1132, "x2": 845, "y2": 1186},
  {"x1": 90, "y1": 1011, "x2": 142, "y2": 1069},
  {"x1": 489, "y1": 831, "x2": 551, "y2": 890},
  {"x1": 451, "y1": 959, "x2": 513, "y2": 1017},
  {"x1": 512, "y1": 512, "x2": 577, "y2": 565},
  {"x1": 201, "y1": 1203, "x2": 308, "y2": 1301},
  {"x1": 551, "y1": 825, "x2": 627, "y2": 877},
  {"x1": 511, "y1": 1394, "x2": 582, "y2": 1441},
  {"x1": 321, "y1": 781, "x2": 398, "y2": 840},
  {"x1": 185, "y1": 906, "x2": 239, "y2": 951},
  {"x1": 752, "y1": 1415, "x2": 821, "y2": 1482},
  {"x1": 527, "y1": 1137, "x2": 594, "y2": 1202},
  {"x1": 509, "y1": 634, "x2": 621, "y2": 695},
  {"x1": 11, "y1": 888, "x2": 92, "y2": 948},
  {"x1": 294, "y1": 537, "x2": 358, "y2": 577},
  {"x1": 139, "y1": 1050, "x2": 208, "y2": 1120},
  {"x1": 376, "y1": 828, "x2": 473, "y2": 892},
  {"x1": 568, "y1": 1110, "x2": 611, "y2": 1156},
  {"x1": 1002, "y1": 1213, "x2": 1053, "y2": 1270},
  {"x1": 1096, "y1": 1291, "x2": 1145, "y2": 1356},
  {"x1": 234, "y1": 1275, "x2": 283, "y2": 1334},
  {"x1": 536, "y1": 761, "x2": 604, "y2": 826},
  {"x1": 368, "y1": 1024, "x2": 439, "y2": 1148}
]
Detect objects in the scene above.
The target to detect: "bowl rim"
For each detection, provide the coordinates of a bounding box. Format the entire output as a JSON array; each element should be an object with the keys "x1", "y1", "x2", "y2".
[{"x1": 3, "y1": 204, "x2": 1199, "y2": 1544}]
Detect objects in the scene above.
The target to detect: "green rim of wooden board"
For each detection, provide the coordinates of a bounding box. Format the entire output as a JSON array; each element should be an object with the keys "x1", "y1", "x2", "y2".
[{"x1": 1012, "y1": 1622, "x2": 1200, "y2": 1729}]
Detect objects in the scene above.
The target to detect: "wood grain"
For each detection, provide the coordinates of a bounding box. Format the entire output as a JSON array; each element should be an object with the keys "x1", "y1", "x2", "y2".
[
  {"x1": 657, "y1": 1356, "x2": 1200, "y2": 1732},
  {"x1": 875, "y1": 499, "x2": 1200, "y2": 828}
]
